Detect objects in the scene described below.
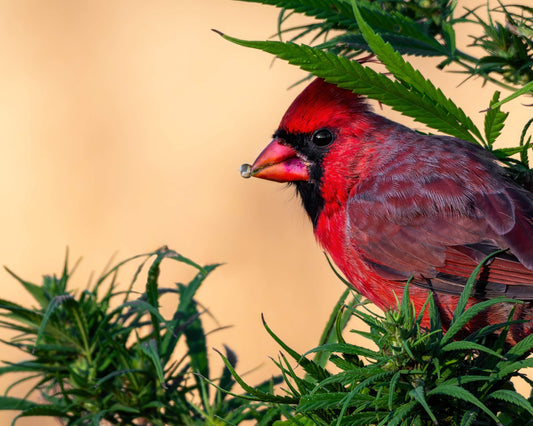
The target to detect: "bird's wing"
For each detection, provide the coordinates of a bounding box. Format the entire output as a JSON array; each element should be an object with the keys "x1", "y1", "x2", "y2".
[{"x1": 347, "y1": 158, "x2": 533, "y2": 300}]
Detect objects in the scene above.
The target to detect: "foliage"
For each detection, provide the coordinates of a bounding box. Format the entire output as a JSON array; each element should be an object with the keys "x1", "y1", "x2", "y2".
[
  {"x1": 0, "y1": 247, "x2": 282, "y2": 425},
  {"x1": 217, "y1": 259, "x2": 533, "y2": 425},
  {"x1": 234, "y1": 0, "x2": 533, "y2": 90}
]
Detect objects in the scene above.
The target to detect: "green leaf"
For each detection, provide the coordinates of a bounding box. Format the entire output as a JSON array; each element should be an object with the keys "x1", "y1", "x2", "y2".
[
  {"x1": 299, "y1": 392, "x2": 365, "y2": 411},
  {"x1": 182, "y1": 295, "x2": 210, "y2": 402},
  {"x1": 217, "y1": 345, "x2": 237, "y2": 401},
  {"x1": 0, "y1": 396, "x2": 37, "y2": 411},
  {"x1": 483, "y1": 91, "x2": 508, "y2": 146},
  {"x1": 442, "y1": 340, "x2": 504, "y2": 359},
  {"x1": 93, "y1": 368, "x2": 143, "y2": 388},
  {"x1": 314, "y1": 287, "x2": 351, "y2": 367},
  {"x1": 427, "y1": 384, "x2": 500, "y2": 424},
  {"x1": 388, "y1": 370, "x2": 401, "y2": 410},
  {"x1": 262, "y1": 314, "x2": 332, "y2": 383},
  {"x1": 492, "y1": 146, "x2": 528, "y2": 158},
  {"x1": 236, "y1": 0, "x2": 356, "y2": 31},
  {"x1": 139, "y1": 338, "x2": 165, "y2": 385},
  {"x1": 350, "y1": 1, "x2": 482, "y2": 143},
  {"x1": 443, "y1": 297, "x2": 518, "y2": 345},
  {"x1": 304, "y1": 342, "x2": 380, "y2": 361},
  {"x1": 438, "y1": 375, "x2": 492, "y2": 387},
  {"x1": 3, "y1": 267, "x2": 48, "y2": 308},
  {"x1": 217, "y1": 33, "x2": 482, "y2": 144},
  {"x1": 409, "y1": 386, "x2": 438, "y2": 424},
  {"x1": 487, "y1": 80, "x2": 533, "y2": 110},
  {"x1": 15, "y1": 404, "x2": 70, "y2": 418},
  {"x1": 333, "y1": 33, "x2": 446, "y2": 57},
  {"x1": 506, "y1": 332, "x2": 533, "y2": 359},
  {"x1": 487, "y1": 389, "x2": 533, "y2": 416},
  {"x1": 493, "y1": 357, "x2": 533, "y2": 378},
  {"x1": 120, "y1": 300, "x2": 167, "y2": 324},
  {"x1": 176, "y1": 264, "x2": 220, "y2": 316},
  {"x1": 0, "y1": 299, "x2": 43, "y2": 327},
  {"x1": 213, "y1": 348, "x2": 297, "y2": 404},
  {"x1": 329, "y1": 1, "x2": 451, "y2": 57},
  {"x1": 382, "y1": 400, "x2": 417, "y2": 426},
  {"x1": 34, "y1": 294, "x2": 74, "y2": 349},
  {"x1": 447, "y1": 250, "x2": 505, "y2": 332},
  {"x1": 145, "y1": 251, "x2": 165, "y2": 349},
  {"x1": 160, "y1": 263, "x2": 219, "y2": 365}
]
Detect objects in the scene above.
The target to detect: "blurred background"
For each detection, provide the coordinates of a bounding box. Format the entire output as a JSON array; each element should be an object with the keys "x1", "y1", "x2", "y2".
[{"x1": 0, "y1": 0, "x2": 531, "y2": 424}]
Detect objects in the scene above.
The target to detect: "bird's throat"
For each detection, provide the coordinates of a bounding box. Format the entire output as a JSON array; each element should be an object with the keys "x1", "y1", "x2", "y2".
[{"x1": 294, "y1": 180, "x2": 325, "y2": 228}]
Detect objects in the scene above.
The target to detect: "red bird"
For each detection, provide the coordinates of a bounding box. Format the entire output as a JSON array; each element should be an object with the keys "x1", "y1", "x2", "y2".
[{"x1": 242, "y1": 78, "x2": 533, "y2": 344}]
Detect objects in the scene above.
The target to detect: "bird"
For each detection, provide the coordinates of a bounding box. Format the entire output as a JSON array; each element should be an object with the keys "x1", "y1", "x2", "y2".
[{"x1": 241, "y1": 78, "x2": 533, "y2": 344}]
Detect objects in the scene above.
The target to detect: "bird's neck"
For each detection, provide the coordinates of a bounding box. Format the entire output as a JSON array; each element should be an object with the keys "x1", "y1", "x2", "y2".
[{"x1": 294, "y1": 181, "x2": 324, "y2": 228}]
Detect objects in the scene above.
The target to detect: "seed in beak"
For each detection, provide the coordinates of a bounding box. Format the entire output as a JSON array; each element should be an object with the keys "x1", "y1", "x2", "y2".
[{"x1": 240, "y1": 163, "x2": 253, "y2": 178}]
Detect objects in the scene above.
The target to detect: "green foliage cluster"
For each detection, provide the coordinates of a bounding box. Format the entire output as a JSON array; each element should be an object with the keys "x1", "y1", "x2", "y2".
[
  {"x1": 218, "y1": 260, "x2": 533, "y2": 425},
  {"x1": 237, "y1": 0, "x2": 533, "y2": 90},
  {"x1": 0, "y1": 247, "x2": 281, "y2": 425}
]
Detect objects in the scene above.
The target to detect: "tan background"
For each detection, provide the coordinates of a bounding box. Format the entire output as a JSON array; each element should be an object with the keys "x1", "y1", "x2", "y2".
[{"x1": 0, "y1": 1, "x2": 531, "y2": 424}]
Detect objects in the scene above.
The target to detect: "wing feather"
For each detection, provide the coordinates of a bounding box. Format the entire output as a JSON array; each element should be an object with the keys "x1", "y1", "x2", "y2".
[{"x1": 347, "y1": 136, "x2": 533, "y2": 299}]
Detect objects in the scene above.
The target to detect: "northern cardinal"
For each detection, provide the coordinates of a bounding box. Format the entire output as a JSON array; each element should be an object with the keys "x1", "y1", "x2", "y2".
[{"x1": 241, "y1": 78, "x2": 533, "y2": 344}]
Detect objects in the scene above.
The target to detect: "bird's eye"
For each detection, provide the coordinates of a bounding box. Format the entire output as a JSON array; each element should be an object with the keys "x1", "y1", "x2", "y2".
[{"x1": 311, "y1": 129, "x2": 334, "y2": 147}]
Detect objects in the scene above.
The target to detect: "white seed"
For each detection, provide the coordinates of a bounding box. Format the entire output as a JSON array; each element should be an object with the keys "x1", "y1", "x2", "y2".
[{"x1": 240, "y1": 163, "x2": 253, "y2": 178}]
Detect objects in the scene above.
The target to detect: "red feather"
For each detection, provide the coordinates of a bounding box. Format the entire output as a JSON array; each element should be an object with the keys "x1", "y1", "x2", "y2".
[{"x1": 247, "y1": 78, "x2": 533, "y2": 344}]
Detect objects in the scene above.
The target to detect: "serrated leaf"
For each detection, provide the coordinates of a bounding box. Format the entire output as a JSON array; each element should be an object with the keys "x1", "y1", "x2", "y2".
[
  {"x1": 442, "y1": 340, "x2": 504, "y2": 358},
  {"x1": 427, "y1": 385, "x2": 500, "y2": 424},
  {"x1": 484, "y1": 91, "x2": 508, "y2": 146},
  {"x1": 447, "y1": 249, "x2": 505, "y2": 335},
  {"x1": 443, "y1": 296, "x2": 517, "y2": 345},
  {"x1": 329, "y1": 1, "x2": 451, "y2": 57},
  {"x1": 493, "y1": 357, "x2": 533, "y2": 378},
  {"x1": 505, "y1": 331, "x2": 533, "y2": 359},
  {"x1": 492, "y1": 146, "x2": 527, "y2": 158},
  {"x1": 409, "y1": 386, "x2": 438, "y2": 424},
  {"x1": 381, "y1": 400, "x2": 417, "y2": 426},
  {"x1": 488, "y1": 389, "x2": 533, "y2": 416},
  {"x1": 236, "y1": 0, "x2": 358, "y2": 31},
  {"x1": 218, "y1": 33, "x2": 481, "y2": 143},
  {"x1": 350, "y1": 1, "x2": 483, "y2": 143},
  {"x1": 336, "y1": 33, "x2": 448, "y2": 57},
  {"x1": 488, "y1": 80, "x2": 533, "y2": 109},
  {"x1": 439, "y1": 375, "x2": 492, "y2": 387},
  {"x1": 15, "y1": 404, "x2": 70, "y2": 418},
  {"x1": 304, "y1": 342, "x2": 380, "y2": 361}
]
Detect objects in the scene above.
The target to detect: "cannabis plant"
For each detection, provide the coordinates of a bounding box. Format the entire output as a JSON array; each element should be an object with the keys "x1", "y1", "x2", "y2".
[
  {"x1": 218, "y1": 259, "x2": 533, "y2": 424},
  {"x1": 0, "y1": 247, "x2": 281, "y2": 425}
]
